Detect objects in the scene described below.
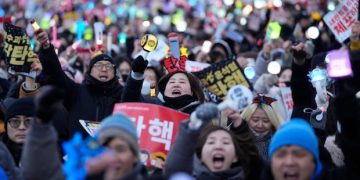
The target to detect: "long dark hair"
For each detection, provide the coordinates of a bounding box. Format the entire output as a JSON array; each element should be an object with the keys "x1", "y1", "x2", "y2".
[{"x1": 195, "y1": 125, "x2": 250, "y2": 177}]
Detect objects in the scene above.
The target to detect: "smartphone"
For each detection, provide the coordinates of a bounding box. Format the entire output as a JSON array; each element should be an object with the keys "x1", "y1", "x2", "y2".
[
  {"x1": 326, "y1": 50, "x2": 353, "y2": 78},
  {"x1": 168, "y1": 32, "x2": 180, "y2": 60}
]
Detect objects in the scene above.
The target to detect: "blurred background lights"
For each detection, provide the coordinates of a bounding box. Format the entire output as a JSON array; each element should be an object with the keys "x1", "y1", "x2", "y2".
[
  {"x1": 306, "y1": 26, "x2": 320, "y2": 39},
  {"x1": 254, "y1": 0, "x2": 267, "y2": 9},
  {"x1": 223, "y1": 0, "x2": 235, "y2": 6},
  {"x1": 268, "y1": 61, "x2": 281, "y2": 74},
  {"x1": 153, "y1": 16, "x2": 163, "y2": 25},
  {"x1": 240, "y1": 17, "x2": 247, "y2": 25},
  {"x1": 272, "y1": 0, "x2": 282, "y2": 8}
]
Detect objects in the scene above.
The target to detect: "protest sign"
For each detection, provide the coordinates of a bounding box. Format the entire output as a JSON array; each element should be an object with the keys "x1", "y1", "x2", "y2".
[
  {"x1": 266, "y1": 21, "x2": 282, "y2": 40},
  {"x1": 323, "y1": 0, "x2": 359, "y2": 42},
  {"x1": 185, "y1": 60, "x2": 210, "y2": 72},
  {"x1": 113, "y1": 103, "x2": 189, "y2": 169},
  {"x1": 280, "y1": 87, "x2": 293, "y2": 120},
  {"x1": 194, "y1": 60, "x2": 251, "y2": 100},
  {"x1": 3, "y1": 21, "x2": 37, "y2": 78},
  {"x1": 79, "y1": 120, "x2": 101, "y2": 136}
]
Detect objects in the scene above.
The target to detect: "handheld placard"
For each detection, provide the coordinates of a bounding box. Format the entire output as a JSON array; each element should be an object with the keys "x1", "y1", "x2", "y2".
[
  {"x1": 168, "y1": 32, "x2": 181, "y2": 60},
  {"x1": 138, "y1": 34, "x2": 158, "y2": 59},
  {"x1": 217, "y1": 85, "x2": 253, "y2": 112},
  {"x1": 31, "y1": 19, "x2": 50, "y2": 49}
]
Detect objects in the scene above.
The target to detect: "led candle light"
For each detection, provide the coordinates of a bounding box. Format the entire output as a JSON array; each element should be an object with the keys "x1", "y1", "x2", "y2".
[
  {"x1": 138, "y1": 34, "x2": 158, "y2": 59},
  {"x1": 31, "y1": 19, "x2": 50, "y2": 49},
  {"x1": 326, "y1": 50, "x2": 353, "y2": 78}
]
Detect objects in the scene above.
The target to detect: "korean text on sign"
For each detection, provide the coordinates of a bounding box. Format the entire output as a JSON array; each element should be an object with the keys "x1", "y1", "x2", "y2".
[{"x1": 195, "y1": 60, "x2": 251, "y2": 100}]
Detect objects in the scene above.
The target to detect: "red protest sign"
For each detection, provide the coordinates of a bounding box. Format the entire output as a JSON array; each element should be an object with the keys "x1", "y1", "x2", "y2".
[{"x1": 113, "y1": 103, "x2": 189, "y2": 169}]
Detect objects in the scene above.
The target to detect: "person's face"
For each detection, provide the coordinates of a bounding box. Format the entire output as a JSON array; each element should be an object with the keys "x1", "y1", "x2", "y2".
[
  {"x1": 6, "y1": 115, "x2": 32, "y2": 144},
  {"x1": 90, "y1": 60, "x2": 115, "y2": 82},
  {"x1": 201, "y1": 130, "x2": 238, "y2": 172},
  {"x1": 248, "y1": 107, "x2": 272, "y2": 135},
  {"x1": 271, "y1": 145, "x2": 316, "y2": 180},
  {"x1": 105, "y1": 137, "x2": 138, "y2": 179},
  {"x1": 119, "y1": 61, "x2": 131, "y2": 76},
  {"x1": 144, "y1": 69, "x2": 157, "y2": 86},
  {"x1": 279, "y1": 69, "x2": 292, "y2": 83},
  {"x1": 164, "y1": 73, "x2": 193, "y2": 97}
]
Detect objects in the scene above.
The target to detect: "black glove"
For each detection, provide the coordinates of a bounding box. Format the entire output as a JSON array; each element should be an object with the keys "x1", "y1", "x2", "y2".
[
  {"x1": 131, "y1": 56, "x2": 148, "y2": 73},
  {"x1": 291, "y1": 49, "x2": 307, "y2": 60},
  {"x1": 35, "y1": 85, "x2": 64, "y2": 123}
]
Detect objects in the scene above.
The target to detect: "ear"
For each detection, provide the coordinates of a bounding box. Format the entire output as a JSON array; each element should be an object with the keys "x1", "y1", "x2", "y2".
[{"x1": 232, "y1": 155, "x2": 238, "y2": 163}]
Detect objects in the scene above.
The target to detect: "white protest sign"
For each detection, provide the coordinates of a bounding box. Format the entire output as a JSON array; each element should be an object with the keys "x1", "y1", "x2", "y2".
[
  {"x1": 218, "y1": 84, "x2": 253, "y2": 112},
  {"x1": 185, "y1": 61, "x2": 210, "y2": 72},
  {"x1": 280, "y1": 87, "x2": 293, "y2": 120},
  {"x1": 323, "y1": 0, "x2": 359, "y2": 42}
]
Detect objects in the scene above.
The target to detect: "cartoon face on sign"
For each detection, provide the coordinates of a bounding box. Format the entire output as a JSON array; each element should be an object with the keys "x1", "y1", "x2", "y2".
[{"x1": 227, "y1": 85, "x2": 253, "y2": 112}]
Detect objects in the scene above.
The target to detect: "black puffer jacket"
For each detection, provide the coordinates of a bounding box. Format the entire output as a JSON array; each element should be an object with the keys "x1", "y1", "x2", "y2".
[{"x1": 38, "y1": 45, "x2": 142, "y2": 139}]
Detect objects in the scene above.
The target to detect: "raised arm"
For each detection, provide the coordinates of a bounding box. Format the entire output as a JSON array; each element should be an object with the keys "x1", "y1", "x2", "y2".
[
  {"x1": 165, "y1": 103, "x2": 218, "y2": 176},
  {"x1": 121, "y1": 56, "x2": 147, "y2": 102},
  {"x1": 21, "y1": 86, "x2": 65, "y2": 180},
  {"x1": 35, "y1": 31, "x2": 77, "y2": 107}
]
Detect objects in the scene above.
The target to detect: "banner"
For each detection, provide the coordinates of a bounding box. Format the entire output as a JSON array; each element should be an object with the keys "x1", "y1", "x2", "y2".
[
  {"x1": 194, "y1": 60, "x2": 251, "y2": 100},
  {"x1": 323, "y1": 0, "x2": 359, "y2": 42},
  {"x1": 280, "y1": 87, "x2": 293, "y2": 120},
  {"x1": 113, "y1": 103, "x2": 189, "y2": 169},
  {"x1": 3, "y1": 22, "x2": 36, "y2": 77}
]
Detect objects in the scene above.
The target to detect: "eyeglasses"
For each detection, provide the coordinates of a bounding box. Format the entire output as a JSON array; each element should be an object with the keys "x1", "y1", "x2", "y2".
[
  {"x1": 93, "y1": 63, "x2": 115, "y2": 71},
  {"x1": 8, "y1": 117, "x2": 33, "y2": 129}
]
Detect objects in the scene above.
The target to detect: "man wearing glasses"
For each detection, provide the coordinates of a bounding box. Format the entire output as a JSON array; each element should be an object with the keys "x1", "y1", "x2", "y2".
[
  {"x1": 1, "y1": 97, "x2": 34, "y2": 167},
  {"x1": 34, "y1": 30, "x2": 143, "y2": 140}
]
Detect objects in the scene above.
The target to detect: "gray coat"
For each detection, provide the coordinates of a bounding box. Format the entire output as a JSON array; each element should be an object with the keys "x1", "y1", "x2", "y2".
[{"x1": 0, "y1": 141, "x2": 22, "y2": 180}]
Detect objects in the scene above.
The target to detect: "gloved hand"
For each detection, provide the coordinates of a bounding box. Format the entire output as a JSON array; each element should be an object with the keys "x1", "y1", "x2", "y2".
[
  {"x1": 35, "y1": 85, "x2": 64, "y2": 123},
  {"x1": 189, "y1": 103, "x2": 219, "y2": 129},
  {"x1": 131, "y1": 56, "x2": 148, "y2": 73}
]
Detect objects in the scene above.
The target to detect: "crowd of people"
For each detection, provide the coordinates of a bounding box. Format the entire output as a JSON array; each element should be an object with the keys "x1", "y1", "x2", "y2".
[{"x1": 0, "y1": 0, "x2": 360, "y2": 180}]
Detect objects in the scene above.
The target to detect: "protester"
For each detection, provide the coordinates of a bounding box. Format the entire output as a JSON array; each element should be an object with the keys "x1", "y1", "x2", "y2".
[
  {"x1": 34, "y1": 30, "x2": 142, "y2": 139},
  {"x1": 21, "y1": 86, "x2": 148, "y2": 180},
  {"x1": 1, "y1": 97, "x2": 34, "y2": 166},
  {"x1": 122, "y1": 54, "x2": 205, "y2": 114},
  {"x1": 165, "y1": 103, "x2": 251, "y2": 179}
]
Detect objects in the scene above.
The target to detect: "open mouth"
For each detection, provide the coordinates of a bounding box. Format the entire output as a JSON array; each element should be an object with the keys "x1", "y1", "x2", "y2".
[
  {"x1": 212, "y1": 154, "x2": 225, "y2": 169},
  {"x1": 283, "y1": 172, "x2": 299, "y2": 180},
  {"x1": 99, "y1": 75, "x2": 109, "y2": 81},
  {"x1": 171, "y1": 89, "x2": 182, "y2": 95}
]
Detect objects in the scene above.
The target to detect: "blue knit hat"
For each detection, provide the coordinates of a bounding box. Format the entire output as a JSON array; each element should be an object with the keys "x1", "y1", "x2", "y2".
[
  {"x1": 269, "y1": 118, "x2": 323, "y2": 179},
  {"x1": 96, "y1": 113, "x2": 138, "y2": 156}
]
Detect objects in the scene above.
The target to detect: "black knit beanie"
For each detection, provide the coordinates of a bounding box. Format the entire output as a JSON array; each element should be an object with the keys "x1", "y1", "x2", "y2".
[
  {"x1": 5, "y1": 97, "x2": 35, "y2": 124},
  {"x1": 89, "y1": 54, "x2": 116, "y2": 72}
]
